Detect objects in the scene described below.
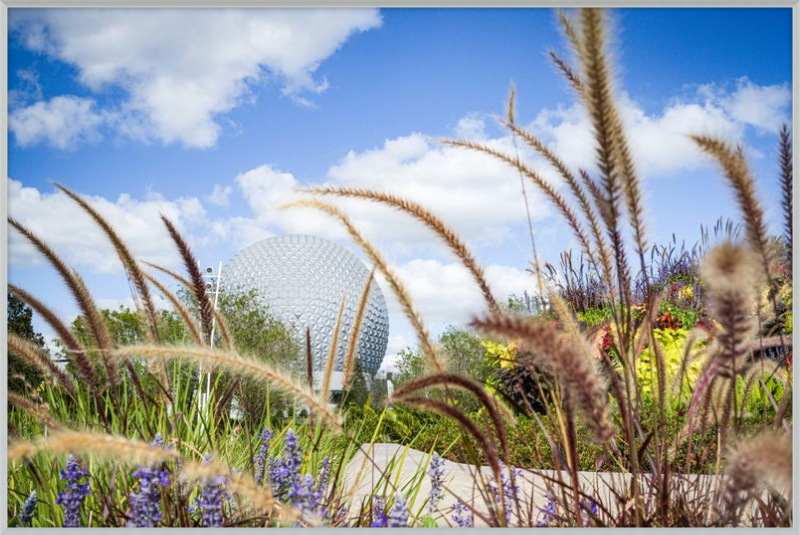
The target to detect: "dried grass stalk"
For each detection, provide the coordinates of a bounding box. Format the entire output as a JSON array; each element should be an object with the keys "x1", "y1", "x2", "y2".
[
  {"x1": 573, "y1": 8, "x2": 632, "y2": 306},
  {"x1": 307, "y1": 187, "x2": 498, "y2": 313},
  {"x1": 55, "y1": 183, "x2": 161, "y2": 341},
  {"x1": 440, "y1": 139, "x2": 596, "y2": 266},
  {"x1": 142, "y1": 260, "x2": 233, "y2": 349},
  {"x1": 282, "y1": 199, "x2": 443, "y2": 373},
  {"x1": 8, "y1": 218, "x2": 118, "y2": 390},
  {"x1": 718, "y1": 429, "x2": 792, "y2": 525},
  {"x1": 8, "y1": 333, "x2": 77, "y2": 396},
  {"x1": 393, "y1": 373, "x2": 511, "y2": 465},
  {"x1": 160, "y1": 215, "x2": 215, "y2": 344},
  {"x1": 691, "y1": 136, "x2": 773, "y2": 281},
  {"x1": 779, "y1": 125, "x2": 792, "y2": 266},
  {"x1": 700, "y1": 242, "x2": 762, "y2": 365},
  {"x1": 472, "y1": 313, "x2": 613, "y2": 442},
  {"x1": 322, "y1": 297, "x2": 346, "y2": 402},
  {"x1": 143, "y1": 272, "x2": 203, "y2": 346},
  {"x1": 112, "y1": 345, "x2": 344, "y2": 432},
  {"x1": 8, "y1": 283, "x2": 99, "y2": 391},
  {"x1": 342, "y1": 268, "x2": 375, "y2": 390},
  {"x1": 8, "y1": 392, "x2": 62, "y2": 430}
]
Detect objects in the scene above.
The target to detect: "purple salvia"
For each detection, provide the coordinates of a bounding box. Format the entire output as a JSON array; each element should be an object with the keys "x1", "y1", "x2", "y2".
[
  {"x1": 502, "y1": 465, "x2": 521, "y2": 523},
  {"x1": 127, "y1": 434, "x2": 171, "y2": 527},
  {"x1": 536, "y1": 491, "x2": 557, "y2": 527},
  {"x1": 428, "y1": 452, "x2": 445, "y2": 513},
  {"x1": 253, "y1": 426, "x2": 273, "y2": 485},
  {"x1": 18, "y1": 490, "x2": 38, "y2": 525},
  {"x1": 272, "y1": 429, "x2": 303, "y2": 501},
  {"x1": 371, "y1": 495, "x2": 387, "y2": 527},
  {"x1": 310, "y1": 456, "x2": 331, "y2": 513},
  {"x1": 388, "y1": 494, "x2": 409, "y2": 528},
  {"x1": 450, "y1": 500, "x2": 473, "y2": 528},
  {"x1": 190, "y1": 453, "x2": 227, "y2": 527},
  {"x1": 55, "y1": 455, "x2": 91, "y2": 527}
]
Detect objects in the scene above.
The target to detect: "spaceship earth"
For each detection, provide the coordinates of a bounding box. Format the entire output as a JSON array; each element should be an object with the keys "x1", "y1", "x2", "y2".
[{"x1": 222, "y1": 234, "x2": 389, "y2": 376}]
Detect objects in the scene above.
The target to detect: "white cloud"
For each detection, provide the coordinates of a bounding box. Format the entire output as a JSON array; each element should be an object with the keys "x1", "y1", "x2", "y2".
[
  {"x1": 9, "y1": 96, "x2": 105, "y2": 149},
  {"x1": 384, "y1": 259, "x2": 534, "y2": 326},
  {"x1": 529, "y1": 78, "x2": 790, "y2": 179},
  {"x1": 712, "y1": 78, "x2": 791, "y2": 134},
  {"x1": 323, "y1": 133, "x2": 553, "y2": 245},
  {"x1": 10, "y1": 9, "x2": 382, "y2": 148},
  {"x1": 8, "y1": 179, "x2": 206, "y2": 273},
  {"x1": 206, "y1": 184, "x2": 233, "y2": 208},
  {"x1": 8, "y1": 67, "x2": 43, "y2": 108}
]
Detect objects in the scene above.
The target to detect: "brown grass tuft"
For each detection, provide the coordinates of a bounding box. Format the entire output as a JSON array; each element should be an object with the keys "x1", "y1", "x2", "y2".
[
  {"x1": 571, "y1": 8, "x2": 633, "y2": 313},
  {"x1": 142, "y1": 260, "x2": 233, "y2": 349}
]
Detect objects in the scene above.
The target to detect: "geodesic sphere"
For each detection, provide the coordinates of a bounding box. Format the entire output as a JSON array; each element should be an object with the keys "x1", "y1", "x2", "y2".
[{"x1": 222, "y1": 234, "x2": 389, "y2": 376}]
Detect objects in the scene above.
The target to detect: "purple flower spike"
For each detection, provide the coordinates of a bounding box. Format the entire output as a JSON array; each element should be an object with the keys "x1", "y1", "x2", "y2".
[
  {"x1": 190, "y1": 453, "x2": 228, "y2": 527},
  {"x1": 536, "y1": 491, "x2": 557, "y2": 527},
  {"x1": 18, "y1": 490, "x2": 38, "y2": 525},
  {"x1": 370, "y1": 495, "x2": 387, "y2": 527},
  {"x1": 253, "y1": 426, "x2": 273, "y2": 485},
  {"x1": 56, "y1": 455, "x2": 91, "y2": 527},
  {"x1": 127, "y1": 435, "x2": 171, "y2": 527},
  {"x1": 428, "y1": 452, "x2": 445, "y2": 513},
  {"x1": 273, "y1": 429, "x2": 303, "y2": 501},
  {"x1": 450, "y1": 500, "x2": 473, "y2": 528},
  {"x1": 388, "y1": 494, "x2": 409, "y2": 528}
]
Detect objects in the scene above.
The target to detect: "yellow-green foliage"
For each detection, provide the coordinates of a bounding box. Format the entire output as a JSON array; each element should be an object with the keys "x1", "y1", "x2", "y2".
[{"x1": 635, "y1": 328, "x2": 703, "y2": 406}]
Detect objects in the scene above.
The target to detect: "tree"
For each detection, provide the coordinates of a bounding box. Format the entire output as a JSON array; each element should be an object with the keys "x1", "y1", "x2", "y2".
[
  {"x1": 438, "y1": 325, "x2": 493, "y2": 383},
  {"x1": 8, "y1": 292, "x2": 47, "y2": 394},
  {"x1": 343, "y1": 359, "x2": 369, "y2": 409}
]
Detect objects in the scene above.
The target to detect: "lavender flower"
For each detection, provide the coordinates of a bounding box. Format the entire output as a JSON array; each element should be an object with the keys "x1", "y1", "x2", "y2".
[
  {"x1": 536, "y1": 491, "x2": 557, "y2": 527},
  {"x1": 55, "y1": 455, "x2": 91, "y2": 527},
  {"x1": 311, "y1": 456, "x2": 331, "y2": 513},
  {"x1": 18, "y1": 490, "x2": 37, "y2": 525},
  {"x1": 388, "y1": 494, "x2": 409, "y2": 528},
  {"x1": 370, "y1": 495, "x2": 387, "y2": 527},
  {"x1": 428, "y1": 453, "x2": 445, "y2": 513},
  {"x1": 490, "y1": 464, "x2": 521, "y2": 523},
  {"x1": 502, "y1": 465, "x2": 521, "y2": 522},
  {"x1": 450, "y1": 500, "x2": 473, "y2": 528},
  {"x1": 127, "y1": 434, "x2": 171, "y2": 527},
  {"x1": 190, "y1": 453, "x2": 227, "y2": 527},
  {"x1": 581, "y1": 498, "x2": 597, "y2": 514},
  {"x1": 253, "y1": 426, "x2": 273, "y2": 485},
  {"x1": 272, "y1": 429, "x2": 303, "y2": 501}
]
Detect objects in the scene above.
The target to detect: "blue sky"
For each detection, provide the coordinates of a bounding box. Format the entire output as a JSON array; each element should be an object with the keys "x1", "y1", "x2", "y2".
[{"x1": 6, "y1": 8, "x2": 793, "y2": 369}]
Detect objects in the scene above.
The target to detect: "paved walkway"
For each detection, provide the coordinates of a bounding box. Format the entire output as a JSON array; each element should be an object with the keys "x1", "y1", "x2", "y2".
[{"x1": 342, "y1": 443, "x2": 721, "y2": 527}]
